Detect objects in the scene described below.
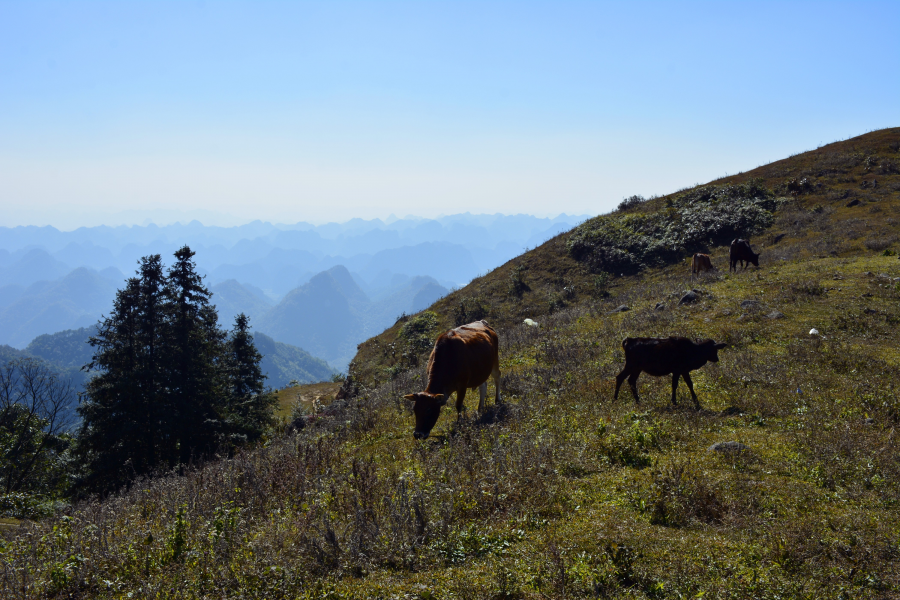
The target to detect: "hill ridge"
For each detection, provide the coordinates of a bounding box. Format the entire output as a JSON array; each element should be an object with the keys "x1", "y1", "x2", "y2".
[{"x1": 348, "y1": 127, "x2": 900, "y2": 389}]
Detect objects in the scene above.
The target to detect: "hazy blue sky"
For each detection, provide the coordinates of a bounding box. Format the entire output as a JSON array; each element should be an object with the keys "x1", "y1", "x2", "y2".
[{"x1": 1, "y1": 1, "x2": 897, "y2": 229}]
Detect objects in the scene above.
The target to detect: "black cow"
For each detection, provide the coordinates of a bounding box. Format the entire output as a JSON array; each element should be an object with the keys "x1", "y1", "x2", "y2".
[
  {"x1": 729, "y1": 238, "x2": 759, "y2": 272},
  {"x1": 614, "y1": 337, "x2": 727, "y2": 409}
]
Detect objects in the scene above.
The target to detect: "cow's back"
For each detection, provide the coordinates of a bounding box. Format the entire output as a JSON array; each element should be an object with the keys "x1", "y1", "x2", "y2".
[
  {"x1": 731, "y1": 239, "x2": 756, "y2": 260},
  {"x1": 622, "y1": 336, "x2": 709, "y2": 376},
  {"x1": 693, "y1": 253, "x2": 712, "y2": 271},
  {"x1": 427, "y1": 320, "x2": 499, "y2": 391}
]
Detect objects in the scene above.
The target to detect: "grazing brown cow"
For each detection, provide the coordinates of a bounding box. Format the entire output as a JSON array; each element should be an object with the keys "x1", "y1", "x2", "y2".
[
  {"x1": 404, "y1": 320, "x2": 501, "y2": 439},
  {"x1": 614, "y1": 337, "x2": 726, "y2": 409},
  {"x1": 691, "y1": 253, "x2": 714, "y2": 280},
  {"x1": 729, "y1": 239, "x2": 759, "y2": 272}
]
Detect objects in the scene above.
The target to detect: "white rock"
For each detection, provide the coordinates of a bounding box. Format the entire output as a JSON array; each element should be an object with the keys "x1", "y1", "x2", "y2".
[
  {"x1": 809, "y1": 328, "x2": 819, "y2": 336},
  {"x1": 523, "y1": 318, "x2": 539, "y2": 327}
]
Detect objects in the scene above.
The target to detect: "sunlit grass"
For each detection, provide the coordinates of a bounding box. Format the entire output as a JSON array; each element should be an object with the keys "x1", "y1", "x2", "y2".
[{"x1": 2, "y1": 129, "x2": 899, "y2": 598}]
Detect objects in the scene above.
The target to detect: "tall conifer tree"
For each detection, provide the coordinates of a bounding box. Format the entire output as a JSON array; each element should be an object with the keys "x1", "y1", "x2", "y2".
[
  {"x1": 78, "y1": 255, "x2": 168, "y2": 489},
  {"x1": 165, "y1": 246, "x2": 224, "y2": 464},
  {"x1": 226, "y1": 313, "x2": 275, "y2": 442},
  {"x1": 78, "y1": 247, "x2": 274, "y2": 492}
]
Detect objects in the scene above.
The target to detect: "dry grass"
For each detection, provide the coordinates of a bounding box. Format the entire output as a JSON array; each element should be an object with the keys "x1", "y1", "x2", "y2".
[
  {"x1": 273, "y1": 381, "x2": 341, "y2": 420},
  {"x1": 2, "y1": 129, "x2": 900, "y2": 599}
]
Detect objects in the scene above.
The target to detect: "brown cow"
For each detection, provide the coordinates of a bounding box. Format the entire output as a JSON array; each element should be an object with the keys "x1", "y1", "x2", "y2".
[
  {"x1": 404, "y1": 320, "x2": 501, "y2": 439},
  {"x1": 691, "y1": 253, "x2": 714, "y2": 280},
  {"x1": 614, "y1": 337, "x2": 726, "y2": 409},
  {"x1": 729, "y1": 239, "x2": 759, "y2": 272}
]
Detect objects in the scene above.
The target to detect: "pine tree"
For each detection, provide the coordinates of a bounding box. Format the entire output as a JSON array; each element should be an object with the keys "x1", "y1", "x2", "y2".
[
  {"x1": 77, "y1": 255, "x2": 169, "y2": 490},
  {"x1": 225, "y1": 313, "x2": 275, "y2": 443},
  {"x1": 78, "y1": 247, "x2": 274, "y2": 492},
  {"x1": 136, "y1": 256, "x2": 171, "y2": 467},
  {"x1": 165, "y1": 246, "x2": 225, "y2": 464}
]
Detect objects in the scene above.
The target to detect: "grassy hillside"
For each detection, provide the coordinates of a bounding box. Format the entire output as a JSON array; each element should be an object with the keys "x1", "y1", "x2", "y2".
[
  {"x1": 1, "y1": 129, "x2": 899, "y2": 599},
  {"x1": 349, "y1": 128, "x2": 900, "y2": 391},
  {"x1": 273, "y1": 381, "x2": 341, "y2": 420}
]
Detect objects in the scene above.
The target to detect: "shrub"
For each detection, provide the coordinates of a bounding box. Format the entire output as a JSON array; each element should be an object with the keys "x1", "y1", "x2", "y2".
[
  {"x1": 399, "y1": 311, "x2": 438, "y2": 341},
  {"x1": 864, "y1": 236, "x2": 897, "y2": 251},
  {"x1": 618, "y1": 195, "x2": 646, "y2": 212},
  {"x1": 547, "y1": 292, "x2": 567, "y2": 315},
  {"x1": 0, "y1": 492, "x2": 58, "y2": 519},
  {"x1": 507, "y1": 265, "x2": 529, "y2": 298},
  {"x1": 568, "y1": 180, "x2": 781, "y2": 274},
  {"x1": 790, "y1": 280, "x2": 827, "y2": 297},
  {"x1": 878, "y1": 159, "x2": 899, "y2": 174},
  {"x1": 785, "y1": 177, "x2": 812, "y2": 195},
  {"x1": 591, "y1": 272, "x2": 611, "y2": 297},
  {"x1": 397, "y1": 311, "x2": 440, "y2": 365},
  {"x1": 598, "y1": 415, "x2": 661, "y2": 468},
  {"x1": 453, "y1": 296, "x2": 490, "y2": 326},
  {"x1": 646, "y1": 463, "x2": 724, "y2": 527}
]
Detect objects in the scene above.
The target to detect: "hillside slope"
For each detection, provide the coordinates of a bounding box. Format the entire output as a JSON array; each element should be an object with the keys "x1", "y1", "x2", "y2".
[
  {"x1": 2, "y1": 129, "x2": 899, "y2": 599},
  {"x1": 349, "y1": 128, "x2": 900, "y2": 390}
]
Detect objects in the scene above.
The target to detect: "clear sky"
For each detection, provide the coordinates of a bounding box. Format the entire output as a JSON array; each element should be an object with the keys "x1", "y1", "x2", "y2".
[{"x1": 1, "y1": 1, "x2": 898, "y2": 229}]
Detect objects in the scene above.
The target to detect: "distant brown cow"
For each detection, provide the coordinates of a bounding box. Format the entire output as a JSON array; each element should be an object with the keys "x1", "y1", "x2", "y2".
[
  {"x1": 614, "y1": 337, "x2": 727, "y2": 409},
  {"x1": 404, "y1": 320, "x2": 501, "y2": 439},
  {"x1": 691, "y1": 253, "x2": 714, "y2": 280},
  {"x1": 729, "y1": 239, "x2": 759, "y2": 272}
]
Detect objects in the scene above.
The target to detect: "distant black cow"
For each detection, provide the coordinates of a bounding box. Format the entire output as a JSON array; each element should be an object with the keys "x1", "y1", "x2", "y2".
[
  {"x1": 614, "y1": 337, "x2": 727, "y2": 409},
  {"x1": 729, "y1": 239, "x2": 759, "y2": 272}
]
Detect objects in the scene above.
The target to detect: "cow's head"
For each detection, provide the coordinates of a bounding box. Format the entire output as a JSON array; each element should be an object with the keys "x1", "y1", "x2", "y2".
[
  {"x1": 703, "y1": 340, "x2": 728, "y2": 362},
  {"x1": 404, "y1": 392, "x2": 447, "y2": 439},
  {"x1": 749, "y1": 251, "x2": 760, "y2": 267}
]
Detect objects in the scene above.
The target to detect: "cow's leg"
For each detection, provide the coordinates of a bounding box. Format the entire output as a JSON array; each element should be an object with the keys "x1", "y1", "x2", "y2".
[
  {"x1": 671, "y1": 373, "x2": 680, "y2": 405},
  {"x1": 478, "y1": 382, "x2": 487, "y2": 412},
  {"x1": 682, "y1": 372, "x2": 700, "y2": 409},
  {"x1": 455, "y1": 388, "x2": 467, "y2": 417},
  {"x1": 627, "y1": 371, "x2": 641, "y2": 402},
  {"x1": 614, "y1": 367, "x2": 629, "y2": 400},
  {"x1": 492, "y1": 365, "x2": 501, "y2": 404}
]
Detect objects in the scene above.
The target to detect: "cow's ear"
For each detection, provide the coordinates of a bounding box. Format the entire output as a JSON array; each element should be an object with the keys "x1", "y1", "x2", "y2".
[
  {"x1": 714, "y1": 342, "x2": 727, "y2": 350},
  {"x1": 434, "y1": 394, "x2": 447, "y2": 405},
  {"x1": 403, "y1": 394, "x2": 416, "y2": 401}
]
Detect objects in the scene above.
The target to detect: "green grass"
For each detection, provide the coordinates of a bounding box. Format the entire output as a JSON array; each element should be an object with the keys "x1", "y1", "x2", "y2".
[{"x1": 2, "y1": 129, "x2": 899, "y2": 599}]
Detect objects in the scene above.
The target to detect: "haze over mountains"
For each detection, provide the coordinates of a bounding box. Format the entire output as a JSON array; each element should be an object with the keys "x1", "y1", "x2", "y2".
[{"x1": 0, "y1": 213, "x2": 585, "y2": 371}]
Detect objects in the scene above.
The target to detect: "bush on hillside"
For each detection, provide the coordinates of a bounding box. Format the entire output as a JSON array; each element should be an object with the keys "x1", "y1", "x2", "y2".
[
  {"x1": 396, "y1": 311, "x2": 439, "y2": 367},
  {"x1": 0, "y1": 359, "x2": 76, "y2": 504},
  {"x1": 453, "y1": 295, "x2": 491, "y2": 326},
  {"x1": 617, "y1": 194, "x2": 647, "y2": 212},
  {"x1": 591, "y1": 272, "x2": 611, "y2": 297},
  {"x1": 507, "y1": 264, "x2": 529, "y2": 298},
  {"x1": 399, "y1": 311, "x2": 438, "y2": 351},
  {"x1": 568, "y1": 180, "x2": 782, "y2": 274}
]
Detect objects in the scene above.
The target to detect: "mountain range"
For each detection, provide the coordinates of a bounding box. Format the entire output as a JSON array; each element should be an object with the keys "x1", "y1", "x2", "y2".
[{"x1": 0, "y1": 213, "x2": 583, "y2": 370}]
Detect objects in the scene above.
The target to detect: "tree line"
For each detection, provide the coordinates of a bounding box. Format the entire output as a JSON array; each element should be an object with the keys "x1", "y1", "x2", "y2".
[{"x1": 1, "y1": 246, "x2": 275, "y2": 512}]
